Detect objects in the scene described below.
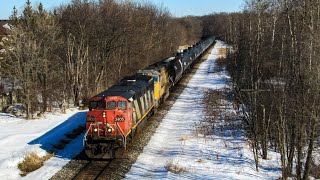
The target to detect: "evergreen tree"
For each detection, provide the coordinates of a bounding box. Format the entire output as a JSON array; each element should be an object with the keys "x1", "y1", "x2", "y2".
[
  {"x1": 9, "y1": 6, "x2": 19, "y2": 25},
  {"x1": 21, "y1": 0, "x2": 34, "y2": 29},
  {"x1": 23, "y1": 0, "x2": 33, "y2": 18},
  {"x1": 38, "y1": 3, "x2": 44, "y2": 15}
]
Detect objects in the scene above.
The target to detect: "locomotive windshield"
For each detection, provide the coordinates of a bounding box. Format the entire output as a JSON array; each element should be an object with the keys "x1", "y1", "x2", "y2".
[
  {"x1": 118, "y1": 101, "x2": 127, "y2": 110},
  {"x1": 89, "y1": 100, "x2": 106, "y2": 110},
  {"x1": 89, "y1": 101, "x2": 97, "y2": 110},
  {"x1": 97, "y1": 101, "x2": 106, "y2": 109},
  {"x1": 107, "y1": 101, "x2": 116, "y2": 109}
]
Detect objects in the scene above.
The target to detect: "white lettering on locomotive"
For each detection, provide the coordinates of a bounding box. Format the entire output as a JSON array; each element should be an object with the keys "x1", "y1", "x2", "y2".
[{"x1": 115, "y1": 117, "x2": 125, "y2": 122}]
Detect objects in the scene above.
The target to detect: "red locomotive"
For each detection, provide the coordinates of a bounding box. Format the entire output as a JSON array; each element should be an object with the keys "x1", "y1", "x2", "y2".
[{"x1": 85, "y1": 75, "x2": 154, "y2": 158}]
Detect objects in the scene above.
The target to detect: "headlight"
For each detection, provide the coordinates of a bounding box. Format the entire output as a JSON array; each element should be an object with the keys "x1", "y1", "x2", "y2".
[
  {"x1": 103, "y1": 112, "x2": 106, "y2": 118},
  {"x1": 107, "y1": 128, "x2": 112, "y2": 133},
  {"x1": 94, "y1": 128, "x2": 98, "y2": 132}
]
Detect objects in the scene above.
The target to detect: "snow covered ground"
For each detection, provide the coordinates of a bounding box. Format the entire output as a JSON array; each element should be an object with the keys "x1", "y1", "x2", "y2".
[
  {"x1": 125, "y1": 41, "x2": 282, "y2": 179},
  {"x1": 0, "y1": 108, "x2": 86, "y2": 180}
]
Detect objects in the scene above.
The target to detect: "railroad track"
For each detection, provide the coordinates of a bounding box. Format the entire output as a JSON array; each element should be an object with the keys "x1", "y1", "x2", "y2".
[{"x1": 72, "y1": 160, "x2": 112, "y2": 180}]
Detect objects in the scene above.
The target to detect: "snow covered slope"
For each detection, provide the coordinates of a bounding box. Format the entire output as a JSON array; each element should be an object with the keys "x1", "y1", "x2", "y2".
[
  {"x1": 0, "y1": 109, "x2": 86, "y2": 180},
  {"x1": 125, "y1": 41, "x2": 282, "y2": 179}
]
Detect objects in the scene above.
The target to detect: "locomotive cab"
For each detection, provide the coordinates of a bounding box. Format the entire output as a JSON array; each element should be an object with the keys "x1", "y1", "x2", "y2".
[
  {"x1": 85, "y1": 96, "x2": 132, "y2": 159},
  {"x1": 87, "y1": 97, "x2": 131, "y2": 137}
]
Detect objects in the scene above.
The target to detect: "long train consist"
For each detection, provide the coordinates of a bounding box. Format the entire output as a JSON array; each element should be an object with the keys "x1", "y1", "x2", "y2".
[{"x1": 84, "y1": 37, "x2": 216, "y2": 159}]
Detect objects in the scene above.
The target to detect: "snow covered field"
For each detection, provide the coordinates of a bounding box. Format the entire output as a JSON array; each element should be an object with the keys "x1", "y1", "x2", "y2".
[
  {"x1": 125, "y1": 41, "x2": 282, "y2": 179},
  {"x1": 0, "y1": 109, "x2": 86, "y2": 180}
]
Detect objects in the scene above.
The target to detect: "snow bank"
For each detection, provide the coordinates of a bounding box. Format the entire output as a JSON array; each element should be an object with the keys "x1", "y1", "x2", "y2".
[
  {"x1": 125, "y1": 41, "x2": 282, "y2": 179},
  {"x1": 0, "y1": 108, "x2": 86, "y2": 180}
]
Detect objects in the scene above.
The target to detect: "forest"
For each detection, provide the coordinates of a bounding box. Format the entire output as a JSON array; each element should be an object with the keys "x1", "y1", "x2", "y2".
[
  {"x1": 2, "y1": 0, "x2": 320, "y2": 179},
  {"x1": 1, "y1": 0, "x2": 203, "y2": 118},
  {"x1": 203, "y1": 0, "x2": 320, "y2": 179}
]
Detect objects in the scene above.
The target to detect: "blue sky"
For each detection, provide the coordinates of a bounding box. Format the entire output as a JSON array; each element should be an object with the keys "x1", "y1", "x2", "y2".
[
  {"x1": 0, "y1": 0, "x2": 245, "y2": 19},
  {"x1": 0, "y1": 0, "x2": 71, "y2": 19},
  {"x1": 142, "y1": 0, "x2": 245, "y2": 17}
]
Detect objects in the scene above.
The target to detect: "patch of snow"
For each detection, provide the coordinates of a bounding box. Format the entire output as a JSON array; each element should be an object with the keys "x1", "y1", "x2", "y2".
[
  {"x1": 3, "y1": 23, "x2": 11, "y2": 30},
  {"x1": 0, "y1": 108, "x2": 86, "y2": 179},
  {"x1": 125, "y1": 41, "x2": 282, "y2": 179}
]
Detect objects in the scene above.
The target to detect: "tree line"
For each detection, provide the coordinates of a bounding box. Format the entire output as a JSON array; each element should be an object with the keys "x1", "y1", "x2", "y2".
[
  {"x1": 202, "y1": 0, "x2": 320, "y2": 179},
  {"x1": 2, "y1": 0, "x2": 203, "y2": 118}
]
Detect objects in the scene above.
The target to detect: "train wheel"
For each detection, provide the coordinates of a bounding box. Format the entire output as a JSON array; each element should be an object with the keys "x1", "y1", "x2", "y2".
[
  {"x1": 85, "y1": 145, "x2": 105, "y2": 159},
  {"x1": 85, "y1": 143, "x2": 115, "y2": 159}
]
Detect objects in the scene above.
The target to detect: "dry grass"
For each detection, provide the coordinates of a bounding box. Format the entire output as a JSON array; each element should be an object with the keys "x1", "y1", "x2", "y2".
[
  {"x1": 165, "y1": 161, "x2": 188, "y2": 174},
  {"x1": 18, "y1": 152, "x2": 55, "y2": 176},
  {"x1": 218, "y1": 48, "x2": 228, "y2": 58},
  {"x1": 179, "y1": 135, "x2": 189, "y2": 141},
  {"x1": 193, "y1": 89, "x2": 225, "y2": 137},
  {"x1": 196, "y1": 159, "x2": 205, "y2": 163},
  {"x1": 215, "y1": 57, "x2": 227, "y2": 68},
  {"x1": 213, "y1": 58, "x2": 226, "y2": 73}
]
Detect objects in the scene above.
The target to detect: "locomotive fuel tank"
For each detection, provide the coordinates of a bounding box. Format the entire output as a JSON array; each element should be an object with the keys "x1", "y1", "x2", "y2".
[{"x1": 164, "y1": 57, "x2": 183, "y2": 85}]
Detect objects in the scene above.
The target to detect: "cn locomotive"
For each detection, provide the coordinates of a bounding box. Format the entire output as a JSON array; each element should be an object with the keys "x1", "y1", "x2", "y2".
[{"x1": 84, "y1": 37, "x2": 216, "y2": 159}]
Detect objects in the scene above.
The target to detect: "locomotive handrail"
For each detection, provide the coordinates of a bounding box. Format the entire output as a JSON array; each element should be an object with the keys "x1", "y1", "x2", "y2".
[
  {"x1": 115, "y1": 122, "x2": 126, "y2": 149},
  {"x1": 83, "y1": 122, "x2": 94, "y2": 146}
]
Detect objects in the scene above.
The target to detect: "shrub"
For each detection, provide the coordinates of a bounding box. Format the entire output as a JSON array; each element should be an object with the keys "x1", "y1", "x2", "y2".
[
  {"x1": 179, "y1": 135, "x2": 189, "y2": 141},
  {"x1": 18, "y1": 152, "x2": 54, "y2": 176},
  {"x1": 165, "y1": 161, "x2": 187, "y2": 174}
]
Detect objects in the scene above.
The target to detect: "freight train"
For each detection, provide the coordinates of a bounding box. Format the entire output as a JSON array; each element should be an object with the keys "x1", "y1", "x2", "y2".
[{"x1": 84, "y1": 37, "x2": 216, "y2": 159}]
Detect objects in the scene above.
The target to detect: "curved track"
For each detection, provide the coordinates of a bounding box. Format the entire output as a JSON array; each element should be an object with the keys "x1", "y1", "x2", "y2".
[{"x1": 72, "y1": 160, "x2": 112, "y2": 180}]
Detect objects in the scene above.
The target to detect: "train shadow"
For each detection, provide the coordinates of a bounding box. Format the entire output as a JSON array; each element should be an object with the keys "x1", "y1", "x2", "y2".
[{"x1": 28, "y1": 111, "x2": 87, "y2": 160}]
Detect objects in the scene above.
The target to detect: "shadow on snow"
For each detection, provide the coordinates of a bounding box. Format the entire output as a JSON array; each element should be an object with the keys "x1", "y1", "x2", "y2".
[{"x1": 28, "y1": 111, "x2": 86, "y2": 159}]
